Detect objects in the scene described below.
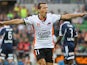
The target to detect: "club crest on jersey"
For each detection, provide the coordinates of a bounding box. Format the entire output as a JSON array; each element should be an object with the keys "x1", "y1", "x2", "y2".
[
  {"x1": 47, "y1": 22, "x2": 51, "y2": 25},
  {"x1": 37, "y1": 23, "x2": 40, "y2": 26}
]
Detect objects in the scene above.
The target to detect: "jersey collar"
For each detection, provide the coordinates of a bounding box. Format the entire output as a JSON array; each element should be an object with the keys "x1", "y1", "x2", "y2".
[
  {"x1": 63, "y1": 21, "x2": 70, "y2": 24},
  {"x1": 38, "y1": 14, "x2": 47, "y2": 22}
]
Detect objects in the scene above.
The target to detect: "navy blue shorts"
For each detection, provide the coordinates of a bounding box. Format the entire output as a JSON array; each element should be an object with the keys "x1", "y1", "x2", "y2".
[
  {"x1": 63, "y1": 42, "x2": 75, "y2": 52},
  {"x1": 1, "y1": 43, "x2": 13, "y2": 59},
  {"x1": 63, "y1": 42, "x2": 75, "y2": 60}
]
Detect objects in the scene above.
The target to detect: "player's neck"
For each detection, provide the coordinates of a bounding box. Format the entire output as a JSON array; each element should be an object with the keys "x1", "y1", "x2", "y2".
[{"x1": 38, "y1": 14, "x2": 46, "y2": 22}]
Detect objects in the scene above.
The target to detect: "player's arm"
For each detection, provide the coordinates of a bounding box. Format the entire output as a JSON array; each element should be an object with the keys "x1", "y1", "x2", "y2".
[
  {"x1": 74, "y1": 30, "x2": 78, "y2": 48},
  {"x1": 74, "y1": 37, "x2": 78, "y2": 48},
  {"x1": 56, "y1": 23, "x2": 64, "y2": 45},
  {"x1": 61, "y1": 13, "x2": 86, "y2": 20},
  {"x1": 56, "y1": 36, "x2": 62, "y2": 45},
  {"x1": 0, "y1": 19, "x2": 24, "y2": 26}
]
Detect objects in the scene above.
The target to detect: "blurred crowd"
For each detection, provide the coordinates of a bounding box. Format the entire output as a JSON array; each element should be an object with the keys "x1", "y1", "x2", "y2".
[
  {"x1": 18, "y1": 0, "x2": 87, "y2": 4},
  {"x1": 0, "y1": 3, "x2": 87, "y2": 65}
]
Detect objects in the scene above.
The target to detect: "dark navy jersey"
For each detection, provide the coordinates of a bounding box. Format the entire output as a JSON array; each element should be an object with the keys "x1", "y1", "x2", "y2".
[
  {"x1": 0, "y1": 26, "x2": 14, "y2": 58},
  {"x1": 0, "y1": 26, "x2": 13, "y2": 45},
  {"x1": 59, "y1": 21, "x2": 78, "y2": 44}
]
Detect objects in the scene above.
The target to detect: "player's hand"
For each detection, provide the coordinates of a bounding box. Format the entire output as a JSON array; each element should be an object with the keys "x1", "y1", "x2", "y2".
[
  {"x1": 79, "y1": 12, "x2": 87, "y2": 17},
  {"x1": 0, "y1": 22, "x2": 4, "y2": 26},
  {"x1": 83, "y1": 12, "x2": 87, "y2": 16}
]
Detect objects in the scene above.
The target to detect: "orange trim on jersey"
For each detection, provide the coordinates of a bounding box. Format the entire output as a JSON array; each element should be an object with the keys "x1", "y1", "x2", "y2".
[
  {"x1": 32, "y1": 25, "x2": 37, "y2": 59},
  {"x1": 33, "y1": 31, "x2": 36, "y2": 48},
  {"x1": 52, "y1": 26, "x2": 54, "y2": 35},
  {"x1": 52, "y1": 26, "x2": 55, "y2": 46},
  {"x1": 32, "y1": 25, "x2": 36, "y2": 48}
]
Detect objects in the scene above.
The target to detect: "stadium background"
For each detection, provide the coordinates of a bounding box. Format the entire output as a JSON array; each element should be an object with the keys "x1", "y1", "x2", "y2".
[{"x1": 0, "y1": 0, "x2": 87, "y2": 65}]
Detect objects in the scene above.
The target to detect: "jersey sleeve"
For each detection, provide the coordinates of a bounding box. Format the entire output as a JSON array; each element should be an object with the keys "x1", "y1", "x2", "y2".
[
  {"x1": 23, "y1": 16, "x2": 34, "y2": 25},
  {"x1": 74, "y1": 29, "x2": 78, "y2": 37},
  {"x1": 0, "y1": 28, "x2": 6, "y2": 35},
  {"x1": 52, "y1": 14, "x2": 61, "y2": 23},
  {"x1": 59, "y1": 24, "x2": 65, "y2": 36}
]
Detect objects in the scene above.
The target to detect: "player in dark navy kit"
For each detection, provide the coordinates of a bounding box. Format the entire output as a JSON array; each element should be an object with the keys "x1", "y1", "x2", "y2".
[
  {"x1": 0, "y1": 26, "x2": 15, "y2": 65},
  {"x1": 56, "y1": 20, "x2": 78, "y2": 65}
]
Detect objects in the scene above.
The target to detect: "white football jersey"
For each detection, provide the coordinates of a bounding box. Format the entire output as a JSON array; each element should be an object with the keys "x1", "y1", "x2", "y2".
[{"x1": 24, "y1": 13, "x2": 61, "y2": 49}]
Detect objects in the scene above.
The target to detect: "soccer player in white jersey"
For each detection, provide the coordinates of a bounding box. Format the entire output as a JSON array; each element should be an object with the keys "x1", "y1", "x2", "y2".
[{"x1": 0, "y1": 3, "x2": 87, "y2": 65}]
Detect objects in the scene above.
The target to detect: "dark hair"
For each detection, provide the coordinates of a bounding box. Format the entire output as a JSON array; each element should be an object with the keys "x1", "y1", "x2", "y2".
[
  {"x1": 63, "y1": 19, "x2": 72, "y2": 23},
  {"x1": 37, "y1": 3, "x2": 46, "y2": 9}
]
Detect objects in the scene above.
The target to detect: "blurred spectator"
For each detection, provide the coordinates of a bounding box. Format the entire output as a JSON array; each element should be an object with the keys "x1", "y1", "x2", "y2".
[
  {"x1": 7, "y1": 11, "x2": 14, "y2": 20},
  {"x1": 13, "y1": 3, "x2": 21, "y2": 15},
  {"x1": 57, "y1": 9, "x2": 61, "y2": 14},
  {"x1": 77, "y1": 30, "x2": 84, "y2": 44},
  {"x1": 20, "y1": 6, "x2": 29, "y2": 18},
  {"x1": 13, "y1": 11, "x2": 20, "y2": 19},
  {"x1": 18, "y1": 59, "x2": 24, "y2": 65},
  {"x1": 51, "y1": 0, "x2": 62, "y2": 3},
  {"x1": 25, "y1": 24, "x2": 34, "y2": 42},
  {"x1": 18, "y1": 24, "x2": 25, "y2": 31},
  {"x1": 0, "y1": 14, "x2": 3, "y2": 21},
  {"x1": 50, "y1": 10, "x2": 54, "y2": 14},
  {"x1": 81, "y1": 5, "x2": 86, "y2": 12},
  {"x1": 0, "y1": 13, "x2": 9, "y2": 21},
  {"x1": 81, "y1": 5, "x2": 87, "y2": 20},
  {"x1": 23, "y1": 56, "x2": 32, "y2": 65},
  {"x1": 23, "y1": 37, "x2": 31, "y2": 57},
  {"x1": 17, "y1": 38, "x2": 24, "y2": 59},
  {"x1": 53, "y1": 21, "x2": 59, "y2": 37},
  {"x1": 72, "y1": 9, "x2": 83, "y2": 24},
  {"x1": 32, "y1": 4, "x2": 38, "y2": 15}
]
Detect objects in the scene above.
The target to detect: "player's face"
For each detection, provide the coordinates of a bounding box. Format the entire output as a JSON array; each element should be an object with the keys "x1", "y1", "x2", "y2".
[{"x1": 39, "y1": 4, "x2": 48, "y2": 17}]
